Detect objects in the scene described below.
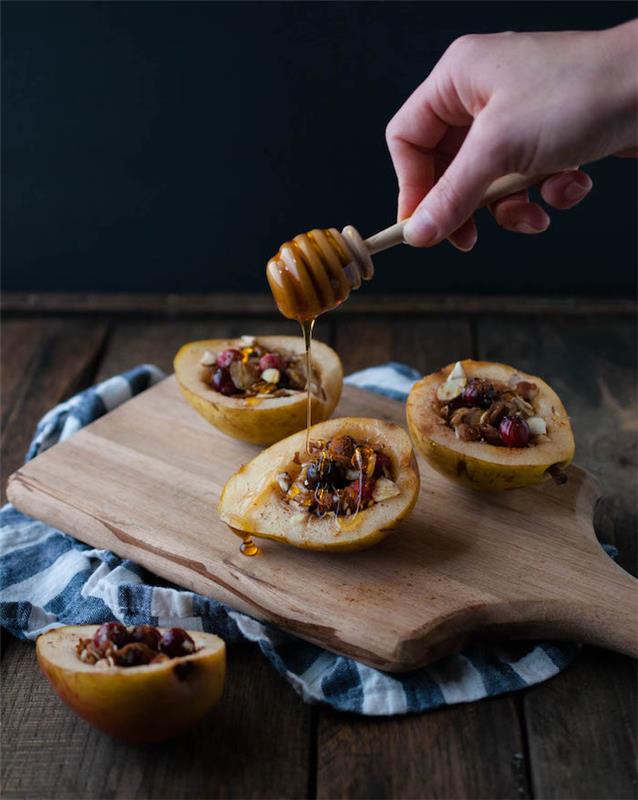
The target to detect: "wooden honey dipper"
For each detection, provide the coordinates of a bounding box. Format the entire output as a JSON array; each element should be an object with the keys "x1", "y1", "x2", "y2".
[{"x1": 267, "y1": 171, "x2": 552, "y2": 321}]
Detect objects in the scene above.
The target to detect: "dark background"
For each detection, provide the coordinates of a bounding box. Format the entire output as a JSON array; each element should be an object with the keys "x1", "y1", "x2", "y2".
[{"x1": 2, "y1": 1, "x2": 636, "y2": 295}]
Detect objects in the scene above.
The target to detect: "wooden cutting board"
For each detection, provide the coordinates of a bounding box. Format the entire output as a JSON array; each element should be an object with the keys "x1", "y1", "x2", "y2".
[{"x1": 7, "y1": 376, "x2": 638, "y2": 671}]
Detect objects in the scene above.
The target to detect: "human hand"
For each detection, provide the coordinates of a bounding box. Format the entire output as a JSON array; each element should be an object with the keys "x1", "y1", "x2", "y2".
[{"x1": 386, "y1": 22, "x2": 638, "y2": 250}]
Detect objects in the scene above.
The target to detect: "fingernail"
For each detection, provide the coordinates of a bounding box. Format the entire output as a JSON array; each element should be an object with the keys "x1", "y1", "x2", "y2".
[
  {"x1": 404, "y1": 209, "x2": 437, "y2": 246},
  {"x1": 515, "y1": 221, "x2": 548, "y2": 234},
  {"x1": 453, "y1": 230, "x2": 478, "y2": 253},
  {"x1": 564, "y1": 174, "x2": 592, "y2": 202}
]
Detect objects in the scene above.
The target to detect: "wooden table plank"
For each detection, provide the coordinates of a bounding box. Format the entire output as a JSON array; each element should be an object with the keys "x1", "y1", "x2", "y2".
[
  {"x1": 3, "y1": 308, "x2": 635, "y2": 800},
  {"x1": 1, "y1": 639, "x2": 310, "y2": 799},
  {"x1": 1, "y1": 318, "x2": 109, "y2": 503},
  {"x1": 477, "y1": 315, "x2": 638, "y2": 799},
  {"x1": 523, "y1": 648, "x2": 637, "y2": 800},
  {"x1": 316, "y1": 315, "x2": 532, "y2": 800},
  {"x1": 3, "y1": 292, "x2": 636, "y2": 317},
  {"x1": 93, "y1": 316, "x2": 332, "y2": 381},
  {"x1": 91, "y1": 316, "x2": 314, "y2": 798}
]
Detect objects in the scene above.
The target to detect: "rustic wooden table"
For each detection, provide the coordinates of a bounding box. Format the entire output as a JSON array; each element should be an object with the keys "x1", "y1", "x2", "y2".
[{"x1": 2, "y1": 293, "x2": 637, "y2": 800}]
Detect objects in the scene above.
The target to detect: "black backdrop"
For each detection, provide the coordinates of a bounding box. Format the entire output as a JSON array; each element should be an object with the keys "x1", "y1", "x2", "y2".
[{"x1": 2, "y1": 1, "x2": 636, "y2": 295}]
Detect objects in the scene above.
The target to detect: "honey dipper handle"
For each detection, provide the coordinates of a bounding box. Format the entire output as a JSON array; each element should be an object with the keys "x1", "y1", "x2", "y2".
[{"x1": 365, "y1": 171, "x2": 551, "y2": 255}]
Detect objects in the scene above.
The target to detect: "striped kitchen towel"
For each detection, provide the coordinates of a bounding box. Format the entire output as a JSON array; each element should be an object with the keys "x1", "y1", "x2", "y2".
[{"x1": 0, "y1": 363, "x2": 587, "y2": 715}]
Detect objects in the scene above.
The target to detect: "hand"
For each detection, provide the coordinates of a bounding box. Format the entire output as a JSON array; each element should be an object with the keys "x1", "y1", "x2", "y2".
[{"x1": 385, "y1": 22, "x2": 638, "y2": 250}]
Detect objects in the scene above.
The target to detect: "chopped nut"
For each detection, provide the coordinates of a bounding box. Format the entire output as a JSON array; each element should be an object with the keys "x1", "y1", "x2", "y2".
[
  {"x1": 199, "y1": 350, "x2": 216, "y2": 366},
  {"x1": 372, "y1": 477, "x2": 401, "y2": 502},
  {"x1": 276, "y1": 472, "x2": 291, "y2": 493},
  {"x1": 456, "y1": 422, "x2": 480, "y2": 442},
  {"x1": 261, "y1": 367, "x2": 281, "y2": 384},
  {"x1": 511, "y1": 395, "x2": 535, "y2": 416},
  {"x1": 479, "y1": 401, "x2": 508, "y2": 428},
  {"x1": 526, "y1": 416, "x2": 547, "y2": 436},
  {"x1": 479, "y1": 424, "x2": 504, "y2": 446},
  {"x1": 327, "y1": 435, "x2": 355, "y2": 461},
  {"x1": 515, "y1": 381, "x2": 539, "y2": 402},
  {"x1": 230, "y1": 359, "x2": 260, "y2": 389}
]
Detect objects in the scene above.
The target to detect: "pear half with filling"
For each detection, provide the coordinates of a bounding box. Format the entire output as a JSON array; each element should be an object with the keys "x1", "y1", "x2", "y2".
[
  {"x1": 174, "y1": 335, "x2": 342, "y2": 445},
  {"x1": 37, "y1": 626, "x2": 225, "y2": 743},
  {"x1": 407, "y1": 359, "x2": 575, "y2": 491},
  {"x1": 219, "y1": 417, "x2": 420, "y2": 551}
]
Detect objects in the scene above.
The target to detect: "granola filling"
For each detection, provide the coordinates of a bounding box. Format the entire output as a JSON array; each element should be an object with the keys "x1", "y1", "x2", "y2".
[
  {"x1": 200, "y1": 336, "x2": 312, "y2": 398},
  {"x1": 438, "y1": 371, "x2": 546, "y2": 448},
  {"x1": 275, "y1": 435, "x2": 400, "y2": 517},
  {"x1": 76, "y1": 623, "x2": 199, "y2": 669}
]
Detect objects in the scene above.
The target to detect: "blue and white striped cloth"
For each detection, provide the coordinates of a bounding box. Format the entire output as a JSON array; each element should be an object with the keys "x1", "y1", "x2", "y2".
[{"x1": 0, "y1": 363, "x2": 587, "y2": 715}]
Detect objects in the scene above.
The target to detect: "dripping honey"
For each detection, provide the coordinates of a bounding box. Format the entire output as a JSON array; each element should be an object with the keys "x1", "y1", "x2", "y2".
[
  {"x1": 301, "y1": 318, "x2": 316, "y2": 455},
  {"x1": 231, "y1": 527, "x2": 262, "y2": 557},
  {"x1": 240, "y1": 226, "x2": 368, "y2": 557}
]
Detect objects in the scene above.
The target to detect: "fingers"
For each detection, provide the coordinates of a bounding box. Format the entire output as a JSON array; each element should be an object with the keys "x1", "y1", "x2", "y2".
[
  {"x1": 489, "y1": 190, "x2": 550, "y2": 234},
  {"x1": 402, "y1": 116, "x2": 502, "y2": 246},
  {"x1": 448, "y1": 217, "x2": 478, "y2": 251},
  {"x1": 539, "y1": 170, "x2": 592, "y2": 209}
]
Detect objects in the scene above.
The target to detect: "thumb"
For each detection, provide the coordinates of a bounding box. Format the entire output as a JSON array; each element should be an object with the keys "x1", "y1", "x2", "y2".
[{"x1": 403, "y1": 116, "x2": 506, "y2": 247}]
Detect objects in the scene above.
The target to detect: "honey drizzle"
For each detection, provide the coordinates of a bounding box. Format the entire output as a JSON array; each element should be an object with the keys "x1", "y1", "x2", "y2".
[{"x1": 302, "y1": 317, "x2": 316, "y2": 455}]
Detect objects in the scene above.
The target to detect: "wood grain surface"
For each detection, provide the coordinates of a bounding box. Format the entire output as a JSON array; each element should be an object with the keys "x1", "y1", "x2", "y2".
[
  {"x1": 2, "y1": 304, "x2": 636, "y2": 800},
  {"x1": 8, "y1": 374, "x2": 638, "y2": 670}
]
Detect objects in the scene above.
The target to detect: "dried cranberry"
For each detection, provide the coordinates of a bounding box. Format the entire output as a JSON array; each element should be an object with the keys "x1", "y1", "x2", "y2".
[
  {"x1": 130, "y1": 624, "x2": 161, "y2": 651},
  {"x1": 159, "y1": 628, "x2": 196, "y2": 658},
  {"x1": 93, "y1": 622, "x2": 130, "y2": 650},
  {"x1": 499, "y1": 416, "x2": 530, "y2": 448},
  {"x1": 114, "y1": 642, "x2": 156, "y2": 667},
  {"x1": 258, "y1": 352, "x2": 283, "y2": 372},
  {"x1": 462, "y1": 379, "x2": 496, "y2": 408},
  {"x1": 216, "y1": 349, "x2": 241, "y2": 368},
  {"x1": 212, "y1": 367, "x2": 238, "y2": 396}
]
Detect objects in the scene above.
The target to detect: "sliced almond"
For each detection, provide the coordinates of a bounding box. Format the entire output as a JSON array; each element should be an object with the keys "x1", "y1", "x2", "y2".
[
  {"x1": 372, "y1": 477, "x2": 401, "y2": 502},
  {"x1": 437, "y1": 377, "x2": 466, "y2": 402},
  {"x1": 449, "y1": 361, "x2": 467, "y2": 381},
  {"x1": 199, "y1": 350, "x2": 216, "y2": 366}
]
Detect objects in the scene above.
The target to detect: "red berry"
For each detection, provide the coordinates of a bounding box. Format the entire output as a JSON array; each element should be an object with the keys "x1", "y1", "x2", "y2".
[
  {"x1": 129, "y1": 624, "x2": 161, "y2": 650},
  {"x1": 499, "y1": 416, "x2": 530, "y2": 448},
  {"x1": 212, "y1": 367, "x2": 238, "y2": 396},
  {"x1": 216, "y1": 349, "x2": 241, "y2": 368},
  {"x1": 462, "y1": 379, "x2": 495, "y2": 408},
  {"x1": 93, "y1": 622, "x2": 129, "y2": 650},
  {"x1": 258, "y1": 352, "x2": 283, "y2": 372},
  {"x1": 159, "y1": 628, "x2": 196, "y2": 658}
]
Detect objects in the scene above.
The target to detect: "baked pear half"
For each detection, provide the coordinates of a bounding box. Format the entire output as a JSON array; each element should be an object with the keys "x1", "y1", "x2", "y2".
[
  {"x1": 37, "y1": 624, "x2": 226, "y2": 743},
  {"x1": 174, "y1": 335, "x2": 343, "y2": 445},
  {"x1": 407, "y1": 359, "x2": 575, "y2": 491},
  {"x1": 219, "y1": 417, "x2": 420, "y2": 551}
]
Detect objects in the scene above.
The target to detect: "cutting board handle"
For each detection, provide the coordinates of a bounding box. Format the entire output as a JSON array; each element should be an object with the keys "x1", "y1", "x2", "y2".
[{"x1": 525, "y1": 556, "x2": 638, "y2": 658}]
